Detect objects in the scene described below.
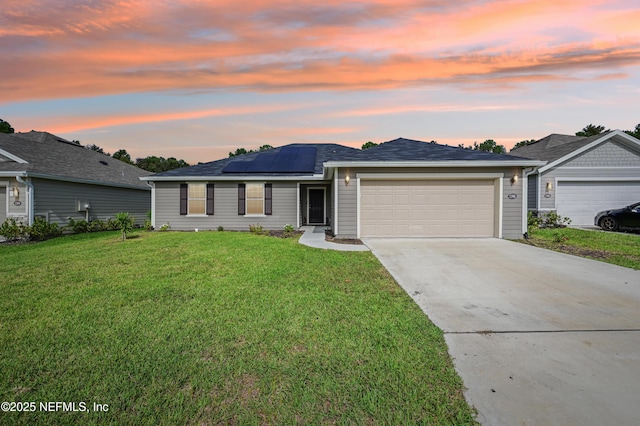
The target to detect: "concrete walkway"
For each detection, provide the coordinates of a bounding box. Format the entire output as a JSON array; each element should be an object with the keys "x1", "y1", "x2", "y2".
[
  {"x1": 365, "y1": 238, "x2": 640, "y2": 426},
  {"x1": 298, "y1": 226, "x2": 369, "y2": 251}
]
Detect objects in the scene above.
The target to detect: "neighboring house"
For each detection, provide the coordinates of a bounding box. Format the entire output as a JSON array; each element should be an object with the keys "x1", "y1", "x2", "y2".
[
  {"x1": 509, "y1": 130, "x2": 640, "y2": 226},
  {"x1": 0, "y1": 131, "x2": 151, "y2": 227},
  {"x1": 143, "y1": 138, "x2": 543, "y2": 239}
]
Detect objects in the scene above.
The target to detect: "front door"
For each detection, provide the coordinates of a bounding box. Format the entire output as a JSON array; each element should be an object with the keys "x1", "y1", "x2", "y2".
[{"x1": 308, "y1": 188, "x2": 325, "y2": 224}]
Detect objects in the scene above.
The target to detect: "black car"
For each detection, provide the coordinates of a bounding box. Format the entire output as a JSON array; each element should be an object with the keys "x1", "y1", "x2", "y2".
[{"x1": 594, "y1": 202, "x2": 640, "y2": 231}]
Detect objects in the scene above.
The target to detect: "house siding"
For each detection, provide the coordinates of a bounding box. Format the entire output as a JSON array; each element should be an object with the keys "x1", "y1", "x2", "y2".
[
  {"x1": 335, "y1": 166, "x2": 524, "y2": 240},
  {"x1": 538, "y1": 142, "x2": 640, "y2": 211},
  {"x1": 336, "y1": 169, "x2": 358, "y2": 238},
  {"x1": 3, "y1": 177, "x2": 28, "y2": 219},
  {"x1": 527, "y1": 174, "x2": 538, "y2": 211},
  {"x1": 563, "y1": 140, "x2": 640, "y2": 167},
  {"x1": 154, "y1": 181, "x2": 298, "y2": 231},
  {"x1": 0, "y1": 185, "x2": 6, "y2": 223},
  {"x1": 32, "y1": 178, "x2": 151, "y2": 226}
]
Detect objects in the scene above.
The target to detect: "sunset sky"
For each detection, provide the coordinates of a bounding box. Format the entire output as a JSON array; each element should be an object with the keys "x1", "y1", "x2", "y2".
[{"x1": 1, "y1": 0, "x2": 639, "y2": 163}]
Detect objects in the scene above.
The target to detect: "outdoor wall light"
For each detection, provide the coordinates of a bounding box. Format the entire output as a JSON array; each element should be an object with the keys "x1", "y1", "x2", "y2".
[
  {"x1": 511, "y1": 174, "x2": 518, "y2": 184},
  {"x1": 344, "y1": 174, "x2": 350, "y2": 185},
  {"x1": 546, "y1": 182, "x2": 553, "y2": 192},
  {"x1": 11, "y1": 186, "x2": 19, "y2": 199}
]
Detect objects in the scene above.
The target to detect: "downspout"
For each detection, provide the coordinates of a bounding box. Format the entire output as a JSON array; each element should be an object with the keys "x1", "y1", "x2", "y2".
[{"x1": 16, "y1": 175, "x2": 34, "y2": 226}]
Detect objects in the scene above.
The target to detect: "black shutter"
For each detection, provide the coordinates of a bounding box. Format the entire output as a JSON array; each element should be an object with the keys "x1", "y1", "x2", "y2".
[
  {"x1": 206, "y1": 184, "x2": 214, "y2": 215},
  {"x1": 265, "y1": 183, "x2": 272, "y2": 215},
  {"x1": 238, "y1": 184, "x2": 246, "y2": 215},
  {"x1": 180, "y1": 184, "x2": 188, "y2": 215}
]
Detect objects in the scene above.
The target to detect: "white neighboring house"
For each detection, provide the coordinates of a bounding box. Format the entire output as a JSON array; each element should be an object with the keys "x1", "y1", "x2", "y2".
[{"x1": 509, "y1": 130, "x2": 640, "y2": 226}]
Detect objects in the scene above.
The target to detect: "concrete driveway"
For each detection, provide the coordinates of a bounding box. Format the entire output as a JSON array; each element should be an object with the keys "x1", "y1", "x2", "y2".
[{"x1": 364, "y1": 238, "x2": 640, "y2": 426}]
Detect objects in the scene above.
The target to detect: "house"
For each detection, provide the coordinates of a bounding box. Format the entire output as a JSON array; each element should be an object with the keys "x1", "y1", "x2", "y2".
[
  {"x1": 143, "y1": 138, "x2": 543, "y2": 239},
  {"x1": 0, "y1": 131, "x2": 151, "y2": 227},
  {"x1": 509, "y1": 130, "x2": 640, "y2": 226}
]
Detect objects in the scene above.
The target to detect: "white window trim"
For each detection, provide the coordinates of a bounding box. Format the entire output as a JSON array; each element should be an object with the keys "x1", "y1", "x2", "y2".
[
  {"x1": 187, "y1": 182, "x2": 207, "y2": 216},
  {"x1": 244, "y1": 182, "x2": 266, "y2": 217}
]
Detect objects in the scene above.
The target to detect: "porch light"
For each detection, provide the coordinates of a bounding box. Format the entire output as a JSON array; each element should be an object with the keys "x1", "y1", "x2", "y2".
[
  {"x1": 344, "y1": 174, "x2": 350, "y2": 185},
  {"x1": 11, "y1": 186, "x2": 19, "y2": 199},
  {"x1": 546, "y1": 182, "x2": 553, "y2": 192},
  {"x1": 511, "y1": 174, "x2": 518, "y2": 184}
]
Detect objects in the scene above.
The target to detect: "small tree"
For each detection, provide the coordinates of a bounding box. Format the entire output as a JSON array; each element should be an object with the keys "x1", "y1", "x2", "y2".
[
  {"x1": 114, "y1": 212, "x2": 135, "y2": 240},
  {"x1": 0, "y1": 118, "x2": 15, "y2": 134},
  {"x1": 361, "y1": 141, "x2": 378, "y2": 150}
]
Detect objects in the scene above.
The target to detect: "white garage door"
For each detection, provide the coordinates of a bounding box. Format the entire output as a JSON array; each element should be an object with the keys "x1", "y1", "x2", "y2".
[
  {"x1": 556, "y1": 181, "x2": 640, "y2": 226},
  {"x1": 360, "y1": 180, "x2": 496, "y2": 237}
]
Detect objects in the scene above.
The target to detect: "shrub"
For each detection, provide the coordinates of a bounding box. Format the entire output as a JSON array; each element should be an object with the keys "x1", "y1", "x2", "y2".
[
  {"x1": 29, "y1": 217, "x2": 62, "y2": 241},
  {"x1": 159, "y1": 223, "x2": 170, "y2": 232},
  {"x1": 67, "y1": 218, "x2": 90, "y2": 234},
  {"x1": 144, "y1": 220, "x2": 154, "y2": 231},
  {"x1": 283, "y1": 224, "x2": 294, "y2": 233},
  {"x1": 527, "y1": 211, "x2": 541, "y2": 230},
  {"x1": 0, "y1": 218, "x2": 28, "y2": 242},
  {"x1": 217, "y1": 226, "x2": 224, "y2": 232},
  {"x1": 249, "y1": 223, "x2": 263, "y2": 234},
  {"x1": 540, "y1": 211, "x2": 572, "y2": 228}
]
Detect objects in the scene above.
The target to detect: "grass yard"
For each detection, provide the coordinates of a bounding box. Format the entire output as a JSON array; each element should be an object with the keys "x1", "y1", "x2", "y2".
[
  {"x1": 0, "y1": 231, "x2": 476, "y2": 425},
  {"x1": 524, "y1": 227, "x2": 640, "y2": 270}
]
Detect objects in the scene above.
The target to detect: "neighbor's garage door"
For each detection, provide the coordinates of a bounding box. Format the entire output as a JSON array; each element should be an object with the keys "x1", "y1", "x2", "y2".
[
  {"x1": 360, "y1": 180, "x2": 496, "y2": 237},
  {"x1": 557, "y1": 181, "x2": 640, "y2": 226}
]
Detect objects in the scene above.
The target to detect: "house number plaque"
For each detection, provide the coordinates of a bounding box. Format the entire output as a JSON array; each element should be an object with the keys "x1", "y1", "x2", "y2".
[
  {"x1": 507, "y1": 194, "x2": 517, "y2": 199},
  {"x1": 13, "y1": 201, "x2": 22, "y2": 206}
]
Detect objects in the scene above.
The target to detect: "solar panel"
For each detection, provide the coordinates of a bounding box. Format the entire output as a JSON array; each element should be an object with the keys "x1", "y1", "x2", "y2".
[{"x1": 222, "y1": 146, "x2": 317, "y2": 173}]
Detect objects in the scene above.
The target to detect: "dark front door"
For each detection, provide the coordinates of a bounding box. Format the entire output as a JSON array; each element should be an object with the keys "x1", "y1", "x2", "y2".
[{"x1": 309, "y1": 189, "x2": 325, "y2": 224}]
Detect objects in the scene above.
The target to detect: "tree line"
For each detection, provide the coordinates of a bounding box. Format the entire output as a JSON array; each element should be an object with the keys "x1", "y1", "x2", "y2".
[
  {"x1": 0, "y1": 118, "x2": 190, "y2": 173},
  {"x1": 2, "y1": 118, "x2": 640, "y2": 167},
  {"x1": 361, "y1": 123, "x2": 640, "y2": 153}
]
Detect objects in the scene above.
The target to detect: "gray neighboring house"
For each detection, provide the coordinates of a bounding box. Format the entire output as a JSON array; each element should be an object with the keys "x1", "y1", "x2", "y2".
[
  {"x1": 143, "y1": 138, "x2": 543, "y2": 239},
  {"x1": 509, "y1": 130, "x2": 640, "y2": 226},
  {"x1": 0, "y1": 131, "x2": 151, "y2": 227}
]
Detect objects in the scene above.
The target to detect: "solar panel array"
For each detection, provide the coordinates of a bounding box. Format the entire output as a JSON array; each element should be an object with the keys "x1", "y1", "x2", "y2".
[{"x1": 222, "y1": 146, "x2": 317, "y2": 173}]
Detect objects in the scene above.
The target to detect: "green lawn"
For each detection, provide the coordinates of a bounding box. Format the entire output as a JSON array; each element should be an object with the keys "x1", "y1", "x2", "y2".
[
  {"x1": 0, "y1": 231, "x2": 476, "y2": 425},
  {"x1": 525, "y1": 227, "x2": 640, "y2": 270}
]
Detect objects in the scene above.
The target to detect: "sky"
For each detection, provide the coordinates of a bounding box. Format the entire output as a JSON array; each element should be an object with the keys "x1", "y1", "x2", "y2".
[{"x1": 1, "y1": 0, "x2": 639, "y2": 164}]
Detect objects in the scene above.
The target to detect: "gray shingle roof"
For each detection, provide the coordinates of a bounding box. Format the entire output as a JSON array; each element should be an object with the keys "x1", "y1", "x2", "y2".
[
  {"x1": 507, "y1": 132, "x2": 612, "y2": 161},
  {"x1": 347, "y1": 138, "x2": 534, "y2": 161},
  {"x1": 0, "y1": 131, "x2": 151, "y2": 189},
  {"x1": 152, "y1": 143, "x2": 361, "y2": 177}
]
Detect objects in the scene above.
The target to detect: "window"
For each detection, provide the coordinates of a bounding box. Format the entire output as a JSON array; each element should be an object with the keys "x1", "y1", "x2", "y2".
[
  {"x1": 180, "y1": 183, "x2": 214, "y2": 216},
  {"x1": 246, "y1": 183, "x2": 264, "y2": 215},
  {"x1": 188, "y1": 183, "x2": 206, "y2": 215},
  {"x1": 238, "y1": 183, "x2": 272, "y2": 216}
]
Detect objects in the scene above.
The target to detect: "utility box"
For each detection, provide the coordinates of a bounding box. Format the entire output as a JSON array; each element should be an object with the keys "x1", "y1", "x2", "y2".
[{"x1": 76, "y1": 200, "x2": 91, "y2": 211}]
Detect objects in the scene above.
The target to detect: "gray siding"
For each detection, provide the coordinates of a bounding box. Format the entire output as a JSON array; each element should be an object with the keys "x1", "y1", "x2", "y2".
[
  {"x1": 336, "y1": 169, "x2": 358, "y2": 238},
  {"x1": 336, "y1": 166, "x2": 526, "y2": 240},
  {"x1": 0, "y1": 178, "x2": 28, "y2": 223},
  {"x1": 154, "y1": 181, "x2": 298, "y2": 231},
  {"x1": 563, "y1": 140, "x2": 640, "y2": 167},
  {"x1": 527, "y1": 174, "x2": 537, "y2": 211},
  {"x1": 33, "y1": 178, "x2": 151, "y2": 226},
  {"x1": 0, "y1": 186, "x2": 6, "y2": 223},
  {"x1": 539, "y1": 141, "x2": 640, "y2": 210}
]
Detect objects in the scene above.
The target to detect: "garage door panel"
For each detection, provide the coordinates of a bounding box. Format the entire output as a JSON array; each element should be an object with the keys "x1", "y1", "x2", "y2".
[
  {"x1": 557, "y1": 181, "x2": 640, "y2": 226},
  {"x1": 360, "y1": 179, "x2": 496, "y2": 237}
]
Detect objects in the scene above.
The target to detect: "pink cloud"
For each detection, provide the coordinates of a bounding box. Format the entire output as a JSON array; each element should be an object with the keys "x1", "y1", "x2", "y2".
[{"x1": 1, "y1": 0, "x2": 638, "y2": 103}]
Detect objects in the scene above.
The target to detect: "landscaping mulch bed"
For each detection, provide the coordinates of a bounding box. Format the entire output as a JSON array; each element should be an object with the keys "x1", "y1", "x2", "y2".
[
  {"x1": 524, "y1": 238, "x2": 611, "y2": 260},
  {"x1": 325, "y1": 233, "x2": 364, "y2": 245}
]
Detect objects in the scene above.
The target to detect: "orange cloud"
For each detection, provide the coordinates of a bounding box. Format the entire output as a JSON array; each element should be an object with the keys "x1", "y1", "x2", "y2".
[
  {"x1": 1, "y1": 0, "x2": 638, "y2": 103},
  {"x1": 42, "y1": 104, "x2": 308, "y2": 133}
]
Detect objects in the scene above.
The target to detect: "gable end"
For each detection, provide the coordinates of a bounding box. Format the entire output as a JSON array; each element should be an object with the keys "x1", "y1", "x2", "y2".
[{"x1": 562, "y1": 140, "x2": 640, "y2": 168}]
